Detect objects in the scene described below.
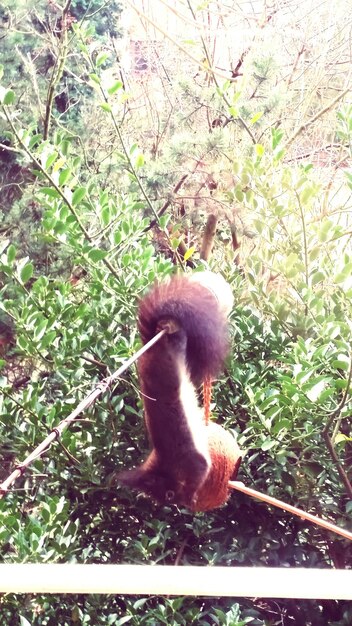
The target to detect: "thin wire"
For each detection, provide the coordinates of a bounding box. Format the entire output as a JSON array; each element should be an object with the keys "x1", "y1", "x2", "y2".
[{"x1": 0, "y1": 330, "x2": 166, "y2": 498}]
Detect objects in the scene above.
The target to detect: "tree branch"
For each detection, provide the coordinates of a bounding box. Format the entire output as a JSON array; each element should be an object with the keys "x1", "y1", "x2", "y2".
[{"x1": 322, "y1": 356, "x2": 352, "y2": 499}]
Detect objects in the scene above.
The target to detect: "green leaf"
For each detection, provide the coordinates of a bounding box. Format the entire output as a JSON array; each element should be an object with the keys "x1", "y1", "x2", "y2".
[
  {"x1": 250, "y1": 111, "x2": 264, "y2": 124},
  {"x1": 311, "y1": 271, "x2": 325, "y2": 285},
  {"x1": 107, "y1": 80, "x2": 123, "y2": 95},
  {"x1": 318, "y1": 219, "x2": 333, "y2": 242},
  {"x1": 3, "y1": 89, "x2": 15, "y2": 105},
  {"x1": 88, "y1": 248, "x2": 107, "y2": 262},
  {"x1": 29, "y1": 134, "x2": 42, "y2": 149},
  {"x1": 100, "y1": 102, "x2": 112, "y2": 113},
  {"x1": 285, "y1": 252, "x2": 299, "y2": 269},
  {"x1": 52, "y1": 157, "x2": 66, "y2": 173},
  {"x1": 72, "y1": 187, "x2": 87, "y2": 206},
  {"x1": 45, "y1": 151, "x2": 58, "y2": 169},
  {"x1": 304, "y1": 378, "x2": 327, "y2": 402},
  {"x1": 135, "y1": 153, "x2": 145, "y2": 167},
  {"x1": 245, "y1": 188, "x2": 254, "y2": 203},
  {"x1": 296, "y1": 366, "x2": 316, "y2": 385},
  {"x1": 41, "y1": 330, "x2": 56, "y2": 347},
  {"x1": 133, "y1": 598, "x2": 149, "y2": 610},
  {"x1": 59, "y1": 168, "x2": 72, "y2": 187},
  {"x1": 253, "y1": 219, "x2": 264, "y2": 233},
  {"x1": 334, "y1": 262, "x2": 352, "y2": 284},
  {"x1": 171, "y1": 237, "x2": 180, "y2": 250},
  {"x1": 131, "y1": 202, "x2": 145, "y2": 210},
  {"x1": 235, "y1": 187, "x2": 244, "y2": 202},
  {"x1": 34, "y1": 319, "x2": 48, "y2": 340},
  {"x1": 255, "y1": 144, "x2": 265, "y2": 157},
  {"x1": 54, "y1": 220, "x2": 67, "y2": 235},
  {"x1": 38, "y1": 187, "x2": 61, "y2": 199},
  {"x1": 332, "y1": 358, "x2": 349, "y2": 371},
  {"x1": 7, "y1": 244, "x2": 16, "y2": 264},
  {"x1": 20, "y1": 262, "x2": 34, "y2": 284},
  {"x1": 300, "y1": 185, "x2": 315, "y2": 204},
  {"x1": 272, "y1": 418, "x2": 291, "y2": 433},
  {"x1": 274, "y1": 148, "x2": 285, "y2": 161},
  {"x1": 122, "y1": 221, "x2": 129, "y2": 236},
  {"x1": 261, "y1": 439, "x2": 277, "y2": 451},
  {"x1": 89, "y1": 73, "x2": 101, "y2": 85},
  {"x1": 61, "y1": 139, "x2": 70, "y2": 156},
  {"x1": 159, "y1": 214, "x2": 170, "y2": 229},
  {"x1": 96, "y1": 51, "x2": 110, "y2": 67},
  {"x1": 101, "y1": 206, "x2": 110, "y2": 226},
  {"x1": 318, "y1": 387, "x2": 335, "y2": 402},
  {"x1": 17, "y1": 335, "x2": 28, "y2": 352},
  {"x1": 271, "y1": 127, "x2": 284, "y2": 149},
  {"x1": 309, "y1": 246, "x2": 320, "y2": 261},
  {"x1": 116, "y1": 617, "x2": 132, "y2": 626},
  {"x1": 114, "y1": 230, "x2": 122, "y2": 245}
]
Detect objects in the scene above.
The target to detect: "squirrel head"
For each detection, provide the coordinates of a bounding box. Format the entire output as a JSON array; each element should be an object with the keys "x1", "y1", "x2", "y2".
[{"x1": 117, "y1": 464, "x2": 179, "y2": 505}]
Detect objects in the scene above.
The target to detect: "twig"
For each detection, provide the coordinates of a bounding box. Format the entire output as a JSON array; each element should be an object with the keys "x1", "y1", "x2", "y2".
[
  {"x1": 144, "y1": 174, "x2": 189, "y2": 232},
  {"x1": 124, "y1": 0, "x2": 234, "y2": 82},
  {"x1": 0, "y1": 330, "x2": 166, "y2": 498},
  {"x1": 78, "y1": 36, "x2": 159, "y2": 225},
  {"x1": 322, "y1": 355, "x2": 352, "y2": 499},
  {"x1": 174, "y1": 539, "x2": 188, "y2": 567},
  {"x1": 43, "y1": 0, "x2": 73, "y2": 139},
  {"x1": 229, "y1": 481, "x2": 352, "y2": 541},
  {"x1": 283, "y1": 84, "x2": 352, "y2": 152},
  {"x1": 0, "y1": 389, "x2": 79, "y2": 466},
  {"x1": 1, "y1": 104, "x2": 122, "y2": 284},
  {"x1": 184, "y1": 0, "x2": 256, "y2": 144},
  {"x1": 200, "y1": 213, "x2": 218, "y2": 261},
  {"x1": 322, "y1": 431, "x2": 352, "y2": 499},
  {"x1": 294, "y1": 190, "x2": 309, "y2": 315}
]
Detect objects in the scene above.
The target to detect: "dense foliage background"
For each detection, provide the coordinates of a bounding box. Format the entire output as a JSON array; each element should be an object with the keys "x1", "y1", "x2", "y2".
[{"x1": 0, "y1": 1, "x2": 351, "y2": 624}]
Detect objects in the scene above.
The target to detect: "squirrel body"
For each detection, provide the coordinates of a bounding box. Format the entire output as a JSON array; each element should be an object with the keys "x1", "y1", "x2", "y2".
[{"x1": 118, "y1": 272, "x2": 240, "y2": 510}]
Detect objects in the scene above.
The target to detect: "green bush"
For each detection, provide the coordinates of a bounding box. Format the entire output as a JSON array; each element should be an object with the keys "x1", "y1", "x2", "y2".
[{"x1": 0, "y1": 10, "x2": 351, "y2": 625}]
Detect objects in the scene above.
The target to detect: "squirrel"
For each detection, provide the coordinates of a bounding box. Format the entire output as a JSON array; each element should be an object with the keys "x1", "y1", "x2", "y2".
[{"x1": 118, "y1": 271, "x2": 241, "y2": 511}]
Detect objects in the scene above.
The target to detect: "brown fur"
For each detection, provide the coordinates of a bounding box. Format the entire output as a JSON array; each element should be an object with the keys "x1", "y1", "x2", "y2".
[
  {"x1": 193, "y1": 423, "x2": 242, "y2": 512},
  {"x1": 138, "y1": 275, "x2": 230, "y2": 386},
  {"x1": 118, "y1": 274, "x2": 239, "y2": 510}
]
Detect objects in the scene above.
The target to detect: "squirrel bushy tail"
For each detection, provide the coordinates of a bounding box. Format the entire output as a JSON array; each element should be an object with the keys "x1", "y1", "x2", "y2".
[{"x1": 138, "y1": 272, "x2": 233, "y2": 386}]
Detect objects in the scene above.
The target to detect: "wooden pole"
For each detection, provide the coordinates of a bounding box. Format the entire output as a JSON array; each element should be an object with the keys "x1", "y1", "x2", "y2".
[
  {"x1": 229, "y1": 481, "x2": 352, "y2": 541},
  {"x1": 0, "y1": 564, "x2": 350, "y2": 599}
]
